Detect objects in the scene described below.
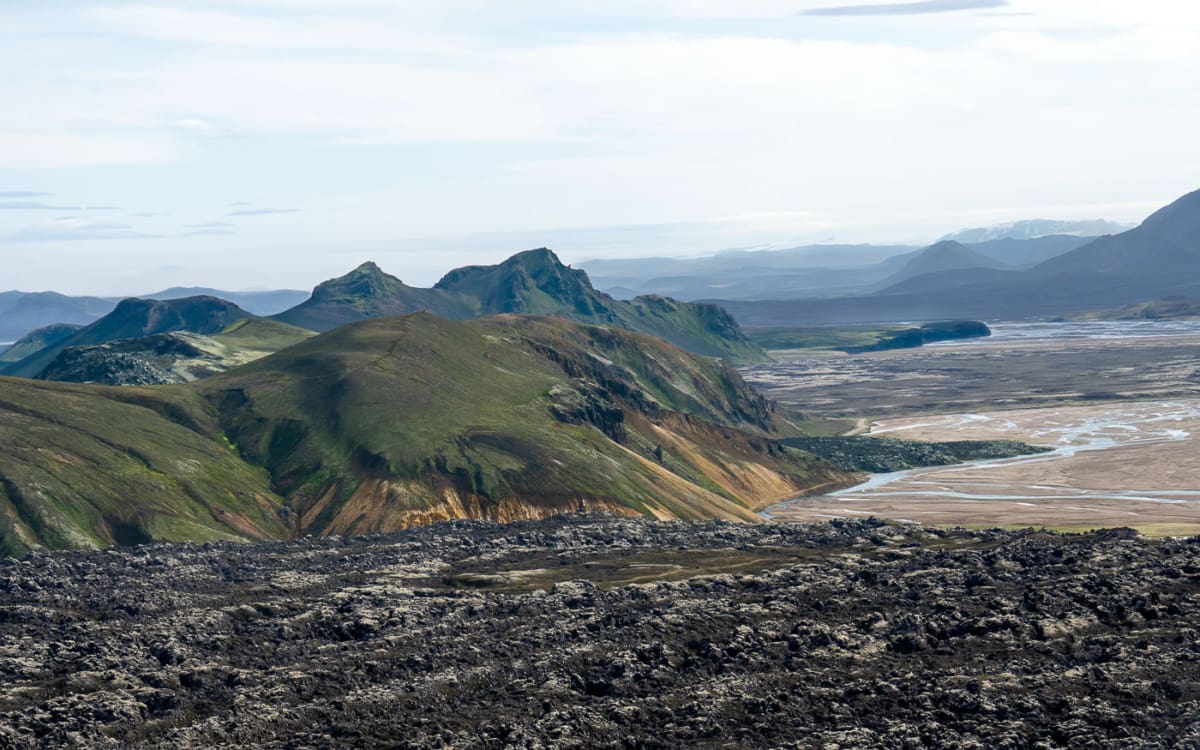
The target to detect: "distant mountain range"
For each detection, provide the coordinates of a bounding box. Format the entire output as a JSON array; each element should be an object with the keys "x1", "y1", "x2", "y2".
[
  {"x1": 0, "y1": 291, "x2": 116, "y2": 343},
  {"x1": 942, "y1": 218, "x2": 1133, "y2": 243},
  {"x1": 144, "y1": 287, "x2": 310, "y2": 316},
  {"x1": 582, "y1": 235, "x2": 1095, "y2": 302},
  {"x1": 876, "y1": 241, "x2": 1010, "y2": 289},
  {"x1": 1, "y1": 249, "x2": 764, "y2": 383},
  {"x1": 717, "y1": 189, "x2": 1200, "y2": 325},
  {"x1": 0, "y1": 196, "x2": 1187, "y2": 354},
  {"x1": 0, "y1": 287, "x2": 308, "y2": 342}
]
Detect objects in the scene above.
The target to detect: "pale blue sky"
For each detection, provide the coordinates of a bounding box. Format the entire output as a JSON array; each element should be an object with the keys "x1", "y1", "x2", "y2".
[{"x1": 2, "y1": 0, "x2": 1198, "y2": 294}]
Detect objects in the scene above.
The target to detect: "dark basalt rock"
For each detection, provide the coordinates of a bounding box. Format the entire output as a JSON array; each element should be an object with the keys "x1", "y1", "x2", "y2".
[
  {"x1": 0, "y1": 517, "x2": 1198, "y2": 748},
  {"x1": 35, "y1": 344, "x2": 187, "y2": 386}
]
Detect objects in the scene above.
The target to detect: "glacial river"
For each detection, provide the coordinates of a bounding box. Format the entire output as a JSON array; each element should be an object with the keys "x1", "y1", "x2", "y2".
[
  {"x1": 765, "y1": 399, "x2": 1200, "y2": 531},
  {"x1": 933, "y1": 319, "x2": 1200, "y2": 345}
]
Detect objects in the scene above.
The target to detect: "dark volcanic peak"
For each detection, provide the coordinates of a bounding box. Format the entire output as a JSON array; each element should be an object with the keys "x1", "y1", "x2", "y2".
[
  {"x1": 313, "y1": 261, "x2": 400, "y2": 299},
  {"x1": 274, "y1": 250, "x2": 763, "y2": 362},
  {"x1": 881, "y1": 240, "x2": 1005, "y2": 286},
  {"x1": 106, "y1": 295, "x2": 251, "y2": 335},
  {"x1": 273, "y1": 261, "x2": 472, "y2": 332},
  {"x1": 1134, "y1": 187, "x2": 1200, "y2": 245},
  {"x1": 1032, "y1": 187, "x2": 1200, "y2": 279},
  {"x1": 435, "y1": 247, "x2": 616, "y2": 319},
  {"x1": 296, "y1": 261, "x2": 417, "y2": 304},
  {"x1": 435, "y1": 247, "x2": 568, "y2": 288}
]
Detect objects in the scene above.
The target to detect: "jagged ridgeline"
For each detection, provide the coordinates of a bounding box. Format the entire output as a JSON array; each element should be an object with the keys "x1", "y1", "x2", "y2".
[
  {"x1": 273, "y1": 249, "x2": 766, "y2": 363},
  {"x1": 0, "y1": 314, "x2": 850, "y2": 554}
]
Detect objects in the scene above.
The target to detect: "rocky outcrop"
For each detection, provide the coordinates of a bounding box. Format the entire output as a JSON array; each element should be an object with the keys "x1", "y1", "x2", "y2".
[
  {"x1": 0, "y1": 517, "x2": 1197, "y2": 747},
  {"x1": 36, "y1": 337, "x2": 200, "y2": 385}
]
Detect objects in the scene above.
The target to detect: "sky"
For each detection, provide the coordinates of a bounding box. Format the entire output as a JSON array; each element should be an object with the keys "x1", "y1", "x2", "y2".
[{"x1": 2, "y1": 0, "x2": 1199, "y2": 294}]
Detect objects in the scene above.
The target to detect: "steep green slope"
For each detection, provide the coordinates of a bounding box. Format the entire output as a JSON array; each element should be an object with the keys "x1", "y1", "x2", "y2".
[
  {"x1": 216, "y1": 317, "x2": 315, "y2": 350},
  {"x1": 274, "y1": 250, "x2": 765, "y2": 362},
  {"x1": 0, "y1": 377, "x2": 286, "y2": 556},
  {"x1": 613, "y1": 294, "x2": 762, "y2": 362},
  {"x1": 200, "y1": 314, "x2": 840, "y2": 534},
  {"x1": 3, "y1": 296, "x2": 254, "y2": 379},
  {"x1": 0, "y1": 323, "x2": 81, "y2": 364}
]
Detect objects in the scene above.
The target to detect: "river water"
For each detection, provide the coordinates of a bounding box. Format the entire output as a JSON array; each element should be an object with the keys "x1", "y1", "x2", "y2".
[
  {"x1": 932, "y1": 319, "x2": 1200, "y2": 345},
  {"x1": 765, "y1": 399, "x2": 1200, "y2": 517}
]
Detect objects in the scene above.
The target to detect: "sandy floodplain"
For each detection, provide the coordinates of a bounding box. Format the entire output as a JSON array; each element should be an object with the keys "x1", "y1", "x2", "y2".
[{"x1": 767, "y1": 399, "x2": 1200, "y2": 535}]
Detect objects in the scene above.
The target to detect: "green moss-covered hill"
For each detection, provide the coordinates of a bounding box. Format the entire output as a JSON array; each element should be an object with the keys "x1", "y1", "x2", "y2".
[
  {"x1": 0, "y1": 323, "x2": 82, "y2": 365},
  {"x1": 2, "y1": 296, "x2": 254, "y2": 379},
  {"x1": 202, "y1": 314, "x2": 840, "y2": 536},
  {"x1": 0, "y1": 314, "x2": 849, "y2": 554},
  {"x1": 0, "y1": 377, "x2": 288, "y2": 556},
  {"x1": 274, "y1": 249, "x2": 765, "y2": 363}
]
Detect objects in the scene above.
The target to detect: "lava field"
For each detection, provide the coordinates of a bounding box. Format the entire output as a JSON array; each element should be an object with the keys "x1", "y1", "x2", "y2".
[{"x1": 1, "y1": 516, "x2": 1198, "y2": 748}]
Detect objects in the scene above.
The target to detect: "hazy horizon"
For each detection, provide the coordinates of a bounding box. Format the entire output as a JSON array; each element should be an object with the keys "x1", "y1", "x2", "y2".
[{"x1": 3, "y1": 0, "x2": 1198, "y2": 294}]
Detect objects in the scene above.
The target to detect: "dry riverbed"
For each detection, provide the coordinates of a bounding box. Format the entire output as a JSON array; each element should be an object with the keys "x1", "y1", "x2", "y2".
[
  {"x1": 769, "y1": 399, "x2": 1200, "y2": 535},
  {"x1": 743, "y1": 329, "x2": 1200, "y2": 419}
]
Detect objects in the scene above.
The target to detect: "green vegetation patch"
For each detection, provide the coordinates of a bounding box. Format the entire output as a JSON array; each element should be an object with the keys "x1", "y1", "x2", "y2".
[
  {"x1": 747, "y1": 324, "x2": 905, "y2": 351},
  {"x1": 748, "y1": 320, "x2": 990, "y2": 353},
  {"x1": 778, "y1": 435, "x2": 1051, "y2": 473},
  {"x1": 0, "y1": 377, "x2": 287, "y2": 555}
]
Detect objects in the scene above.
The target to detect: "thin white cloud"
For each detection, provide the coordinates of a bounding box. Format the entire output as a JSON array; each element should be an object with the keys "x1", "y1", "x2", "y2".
[
  {"x1": 0, "y1": 0, "x2": 1198, "y2": 290},
  {"x1": 180, "y1": 228, "x2": 235, "y2": 237},
  {"x1": 0, "y1": 201, "x2": 120, "y2": 211},
  {"x1": 0, "y1": 201, "x2": 79, "y2": 211},
  {"x1": 0, "y1": 132, "x2": 181, "y2": 169},
  {"x1": 227, "y1": 208, "x2": 301, "y2": 217},
  {"x1": 2, "y1": 220, "x2": 159, "y2": 243},
  {"x1": 0, "y1": 191, "x2": 54, "y2": 198},
  {"x1": 802, "y1": 0, "x2": 1006, "y2": 16}
]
